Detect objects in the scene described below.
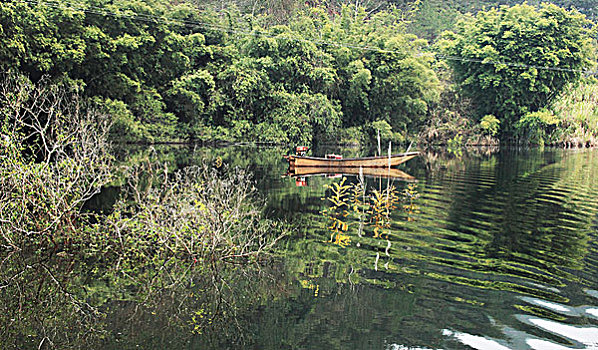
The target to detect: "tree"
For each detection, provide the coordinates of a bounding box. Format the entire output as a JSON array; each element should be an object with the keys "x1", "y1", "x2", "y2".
[
  {"x1": 290, "y1": 5, "x2": 440, "y2": 130},
  {"x1": 0, "y1": 1, "x2": 87, "y2": 80},
  {"x1": 0, "y1": 0, "x2": 443, "y2": 144},
  {"x1": 440, "y1": 3, "x2": 596, "y2": 135},
  {"x1": 0, "y1": 73, "x2": 112, "y2": 249}
]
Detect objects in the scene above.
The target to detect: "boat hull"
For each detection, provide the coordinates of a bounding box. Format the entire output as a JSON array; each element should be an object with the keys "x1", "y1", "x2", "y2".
[{"x1": 285, "y1": 152, "x2": 419, "y2": 168}]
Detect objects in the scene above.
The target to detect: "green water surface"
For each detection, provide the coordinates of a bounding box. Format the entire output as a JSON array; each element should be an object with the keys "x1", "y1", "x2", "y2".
[{"x1": 3, "y1": 147, "x2": 598, "y2": 349}]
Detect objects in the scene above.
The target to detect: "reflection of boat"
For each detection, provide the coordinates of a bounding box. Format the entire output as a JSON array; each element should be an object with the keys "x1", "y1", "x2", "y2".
[
  {"x1": 295, "y1": 177, "x2": 307, "y2": 187},
  {"x1": 286, "y1": 166, "x2": 417, "y2": 181},
  {"x1": 284, "y1": 152, "x2": 419, "y2": 169}
]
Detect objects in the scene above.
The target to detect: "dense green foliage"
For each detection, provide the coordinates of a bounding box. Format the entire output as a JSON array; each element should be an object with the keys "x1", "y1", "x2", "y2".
[
  {"x1": 1, "y1": 0, "x2": 596, "y2": 146},
  {"x1": 0, "y1": 0, "x2": 440, "y2": 145},
  {"x1": 440, "y1": 3, "x2": 596, "y2": 136},
  {"x1": 546, "y1": 79, "x2": 598, "y2": 146}
]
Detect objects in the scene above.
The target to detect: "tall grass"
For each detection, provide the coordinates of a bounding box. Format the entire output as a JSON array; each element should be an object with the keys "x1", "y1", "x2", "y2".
[{"x1": 551, "y1": 80, "x2": 598, "y2": 147}]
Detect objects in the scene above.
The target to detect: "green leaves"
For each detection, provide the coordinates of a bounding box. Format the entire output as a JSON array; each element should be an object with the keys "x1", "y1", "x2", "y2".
[
  {"x1": 515, "y1": 109, "x2": 560, "y2": 145},
  {"x1": 284, "y1": 5, "x2": 441, "y2": 130},
  {"x1": 549, "y1": 79, "x2": 598, "y2": 146},
  {"x1": 0, "y1": 1, "x2": 441, "y2": 144},
  {"x1": 165, "y1": 70, "x2": 216, "y2": 127},
  {"x1": 0, "y1": 1, "x2": 87, "y2": 76},
  {"x1": 479, "y1": 115, "x2": 501, "y2": 136},
  {"x1": 442, "y1": 3, "x2": 596, "y2": 136}
]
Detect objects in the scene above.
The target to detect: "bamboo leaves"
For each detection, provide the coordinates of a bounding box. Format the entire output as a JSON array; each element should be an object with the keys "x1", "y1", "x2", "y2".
[{"x1": 321, "y1": 177, "x2": 419, "y2": 247}]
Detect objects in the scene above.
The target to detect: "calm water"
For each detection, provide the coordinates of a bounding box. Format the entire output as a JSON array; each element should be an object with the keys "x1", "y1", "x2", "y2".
[{"x1": 4, "y1": 146, "x2": 598, "y2": 349}]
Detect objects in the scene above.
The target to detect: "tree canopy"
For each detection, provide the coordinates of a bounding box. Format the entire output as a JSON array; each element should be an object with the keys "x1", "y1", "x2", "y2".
[
  {"x1": 0, "y1": 0, "x2": 441, "y2": 145},
  {"x1": 440, "y1": 3, "x2": 596, "y2": 134},
  {"x1": 1, "y1": 0, "x2": 596, "y2": 145}
]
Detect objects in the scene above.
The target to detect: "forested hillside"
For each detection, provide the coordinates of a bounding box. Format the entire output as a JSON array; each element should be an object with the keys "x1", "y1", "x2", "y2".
[
  {"x1": 1, "y1": 0, "x2": 596, "y2": 146},
  {"x1": 0, "y1": 1, "x2": 440, "y2": 145},
  {"x1": 188, "y1": 0, "x2": 597, "y2": 39}
]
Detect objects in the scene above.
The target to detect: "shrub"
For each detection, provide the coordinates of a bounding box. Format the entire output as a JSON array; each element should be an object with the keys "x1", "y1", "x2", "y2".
[
  {"x1": 0, "y1": 74, "x2": 112, "y2": 249},
  {"x1": 105, "y1": 162, "x2": 287, "y2": 264},
  {"x1": 550, "y1": 80, "x2": 598, "y2": 147},
  {"x1": 479, "y1": 115, "x2": 501, "y2": 137},
  {"x1": 94, "y1": 97, "x2": 149, "y2": 143},
  {"x1": 515, "y1": 110, "x2": 559, "y2": 146}
]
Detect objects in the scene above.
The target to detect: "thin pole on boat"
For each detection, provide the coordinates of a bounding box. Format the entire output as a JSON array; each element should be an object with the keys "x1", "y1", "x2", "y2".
[
  {"x1": 387, "y1": 141, "x2": 391, "y2": 203},
  {"x1": 388, "y1": 141, "x2": 392, "y2": 170},
  {"x1": 377, "y1": 129, "x2": 381, "y2": 157}
]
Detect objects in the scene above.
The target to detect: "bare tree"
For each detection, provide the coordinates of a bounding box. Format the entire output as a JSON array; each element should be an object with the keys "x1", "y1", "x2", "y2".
[{"x1": 0, "y1": 73, "x2": 112, "y2": 249}]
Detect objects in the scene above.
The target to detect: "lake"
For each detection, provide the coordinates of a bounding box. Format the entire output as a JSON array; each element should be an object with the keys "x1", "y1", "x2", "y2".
[{"x1": 4, "y1": 146, "x2": 598, "y2": 349}]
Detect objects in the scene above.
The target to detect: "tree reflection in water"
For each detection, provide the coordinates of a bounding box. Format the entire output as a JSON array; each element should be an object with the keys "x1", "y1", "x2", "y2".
[{"x1": 0, "y1": 248, "x2": 293, "y2": 348}]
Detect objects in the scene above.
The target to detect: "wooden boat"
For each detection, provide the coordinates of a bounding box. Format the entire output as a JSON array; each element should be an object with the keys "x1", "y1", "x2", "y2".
[
  {"x1": 284, "y1": 151, "x2": 419, "y2": 169},
  {"x1": 287, "y1": 166, "x2": 416, "y2": 181}
]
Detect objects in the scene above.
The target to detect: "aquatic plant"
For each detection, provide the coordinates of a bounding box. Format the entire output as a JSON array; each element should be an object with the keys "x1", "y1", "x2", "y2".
[
  {"x1": 402, "y1": 183, "x2": 421, "y2": 221},
  {"x1": 321, "y1": 178, "x2": 352, "y2": 246},
  {"x1": 321, "y1": 176, "x2": 410, "y2": 245},
  {"x1": 368, "y1": 185, "x2": 400, "y2": 238},
  {"x1": 105, "y1": 160, "x2": 287, "y2": 265}
]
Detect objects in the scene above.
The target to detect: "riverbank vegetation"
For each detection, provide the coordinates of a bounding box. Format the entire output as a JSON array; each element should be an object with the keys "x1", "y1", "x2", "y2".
[
  {"x1": 1, "y1": 2, "x2": 597, "y2": 347},
  {"x1": 0, "y1": 1, "x2": 439, "y2": 145},
  {"x1": 440, "y1": 3, "x2": 596, "y2": 143},
  {"x1": 0, "y1": 73, "x2": 289, "y2": 347},
  {"x1": 546, "y1": 80, "x2": 598, "y2": 147},
  {"x1": 1, "y1": 0, "x2": 595, "y2": 147},
  {"x1": 0, "y1": 72, "x2": 285, "y2": 260}
]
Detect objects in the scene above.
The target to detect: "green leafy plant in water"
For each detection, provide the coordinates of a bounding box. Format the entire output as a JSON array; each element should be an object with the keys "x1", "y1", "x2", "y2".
[
  {"x1": 299, "y1": 279, "x2": 320, "y2": 297},
  {"x1": 349, "y1": 172, "x2": 368, "y2": 241},
  {"x1": 321, "y1": 178, "x2": 352, "y2": 247},
  {"x1": 349, "y1": 180, "x2": 366, "y2": 212},
  {"x1": 321, "y1": 176, "x2": 405, "y2": 244},
  {"x1": 402, "y1": 184, "x2": 420, "y2": 221},
  {"x1": 368, "y1": 185, "x2": 400, "y2": 238}
]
